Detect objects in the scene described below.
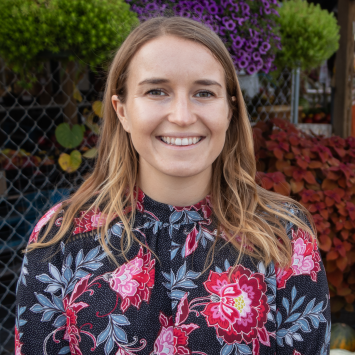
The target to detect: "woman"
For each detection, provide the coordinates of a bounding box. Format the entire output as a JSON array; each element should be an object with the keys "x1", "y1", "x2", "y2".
[{"x1": 16, "y1": 17, "x2": 330, "y2": 355}]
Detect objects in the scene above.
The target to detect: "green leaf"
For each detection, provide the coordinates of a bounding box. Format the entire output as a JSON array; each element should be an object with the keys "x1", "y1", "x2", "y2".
[
  {"x1": 83, "y1": 147, "x2": 98, "y2": 159},
  {"x1": 55, "y1": 123, "x2": 84, "y2": 149},
  {"x1": 92, "y1": 101, "x2": 103, "y2": 118},
  {"x1": 58, "y1": 150, "x2": 82, "y2": 172}
]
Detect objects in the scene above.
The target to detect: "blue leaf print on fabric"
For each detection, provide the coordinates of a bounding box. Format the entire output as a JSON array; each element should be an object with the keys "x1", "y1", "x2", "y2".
[
  {"x1": 162, "y1": 262, "x2": 201, "y2": 308},
  {"x1": 282, "y1": 297, "x2": 290, "y2": 315},
  {"x1": 236, "y1": 344, "x2": 252, "y2": 354},
  {"x1": 276, "y1": 289, "x2": 329, "y2": 348},
  {"x1": 291, "y1": 296, "x2": 305, "y2": 313},
  {"x1": 220, "y1": 343, "x2": 233, "y2": 355},
  {"x1": 58, "y1": 346, "x2": 71, "y2": 354}
]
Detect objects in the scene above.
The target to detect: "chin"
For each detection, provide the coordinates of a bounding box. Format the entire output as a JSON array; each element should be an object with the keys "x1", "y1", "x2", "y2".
[{"x1": 159, "y1": 163, "x2": 208, "y2": 178}]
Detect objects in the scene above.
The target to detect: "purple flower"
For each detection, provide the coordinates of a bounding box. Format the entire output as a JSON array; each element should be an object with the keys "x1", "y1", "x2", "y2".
[
  {"x1": 145, "y1": 3, "x2": 158, "y2": 11},
  {"x1": 240, "y1": 2, "x2": 250, "y2": 15},
  {"x1": 207, "y1": 4, "x2": 219, "y2": 14},
  {"x1": 249, "y1": 38, "x2": 258, "y2": 48},
  {"x1": 259, "y1": 41, "x2": 271, "y2": 54},
  {"x1": 262, "y1": 61, "x2": 272, "y2": 73},
  {"x1": 255, "y1": 59, "x2": 264, "y2": 70},
  {"x1": 193, "y1": 4, "x2": 204, "y2": 14},
  {"x1": 237, "y1": 58, "x2": 249, "y2": 69},
  {"x1": 128, "y1": 0, "x2": 281, "y2": 75},
  {"x1": 225, "y1": 20, "x2": 236, "y2": 31},
  {"x1": 219, "y1": 26, "x2": 226, "y2": 36},
  {"x1": 252, "y1": 51, "x2": 261, "y2": 61},
  {"x1": 262, "y1": 0, "x2": 270, "y2": 9},
  {"x1": 246, "y1": 63, "x2": 257, "y2": 75},
  {"x1": 243, "y1": 53, "x2": 251, "y2": 62},
  {"x1": 244, "y1": 41, "x2": 254, "y2": 52},
  {"x1": 211, "y1": 24, "x2": 219, "y2": 33},
  {"x1": 232, "y1": 36, "x2": 245, "y2": 49}
]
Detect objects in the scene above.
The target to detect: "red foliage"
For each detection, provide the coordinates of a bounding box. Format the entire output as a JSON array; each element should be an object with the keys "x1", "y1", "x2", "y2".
[{"x1": 253, "y1": 119, "x2": 355, "y2": 312}]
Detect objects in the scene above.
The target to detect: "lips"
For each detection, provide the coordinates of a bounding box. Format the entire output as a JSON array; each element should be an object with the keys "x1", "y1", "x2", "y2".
[{"x1": 160, "y1": 136, "x2": 203, "y2": 146}]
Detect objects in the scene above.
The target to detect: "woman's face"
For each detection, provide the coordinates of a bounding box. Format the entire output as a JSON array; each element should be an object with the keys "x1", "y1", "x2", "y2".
[{"x1": 112, "y1": 35, "x2": 231, "y2": 179}]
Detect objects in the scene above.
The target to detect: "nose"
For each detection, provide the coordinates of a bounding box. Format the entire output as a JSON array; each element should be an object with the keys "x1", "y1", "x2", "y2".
[{"x1": 168, "y1": 93, "x2": 197, "y2": 126}]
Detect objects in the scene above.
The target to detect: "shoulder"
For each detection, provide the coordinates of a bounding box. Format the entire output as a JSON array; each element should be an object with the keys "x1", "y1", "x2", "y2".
[{"x1": 28, "y1": 203, "x2": 64, "y2": 245}]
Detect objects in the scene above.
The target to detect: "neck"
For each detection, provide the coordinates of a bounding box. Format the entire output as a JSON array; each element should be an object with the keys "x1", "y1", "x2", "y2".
[{"x1": 137, "y1": 160, "x2": 211, "y2": 207}]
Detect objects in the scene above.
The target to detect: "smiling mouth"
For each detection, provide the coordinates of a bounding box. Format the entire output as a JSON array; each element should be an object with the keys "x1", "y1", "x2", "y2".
[{"x1": 159, "y1": 136, "x2": 203, "y2": 146}]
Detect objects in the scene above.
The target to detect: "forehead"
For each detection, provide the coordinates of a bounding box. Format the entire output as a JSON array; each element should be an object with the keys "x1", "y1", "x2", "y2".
[{"x1": 127, "y1": 35, "x2": 226, "y2": 84}]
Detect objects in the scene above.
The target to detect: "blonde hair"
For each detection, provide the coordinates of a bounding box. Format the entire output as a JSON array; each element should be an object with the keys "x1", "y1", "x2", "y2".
[{"x1": 28, "y1": 16, "x2": 316, "y2": 269}]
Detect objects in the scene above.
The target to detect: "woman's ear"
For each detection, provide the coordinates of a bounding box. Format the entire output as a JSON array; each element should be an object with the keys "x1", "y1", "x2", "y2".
[
  {"x1": 111, "y1": 95, "x2": 131, "y2": 133},
  {"x1": 228, "y1": 96, "x2": 236, "y2": 121}
]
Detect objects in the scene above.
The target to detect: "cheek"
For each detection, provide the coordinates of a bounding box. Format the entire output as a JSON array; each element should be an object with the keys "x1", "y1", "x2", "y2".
[
  {"x1": 205, "y1": 106, "x2": 231, "y2": 140},
  {"x1": 126, "y1": 105, "x2": 161, "y2": 151}
]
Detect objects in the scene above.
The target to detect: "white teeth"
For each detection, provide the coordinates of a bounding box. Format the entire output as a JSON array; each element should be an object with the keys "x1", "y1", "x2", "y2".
[{"x1": 161, "y1": 136, "x2": 202, "y2": 146}]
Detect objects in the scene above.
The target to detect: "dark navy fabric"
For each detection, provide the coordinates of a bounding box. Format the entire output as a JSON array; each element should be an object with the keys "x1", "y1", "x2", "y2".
[{"x1": 15, "y1": 190, "x2": 331, "y2": 355}]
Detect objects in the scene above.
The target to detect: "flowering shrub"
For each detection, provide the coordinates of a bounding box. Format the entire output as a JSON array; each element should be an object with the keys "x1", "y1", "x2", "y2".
[
  {"x1": 253, "y1": 118, "x2": 355, "y2": 312},
  {"x1": 126, "y1": 0, "x2": 281, "y2": 74}
]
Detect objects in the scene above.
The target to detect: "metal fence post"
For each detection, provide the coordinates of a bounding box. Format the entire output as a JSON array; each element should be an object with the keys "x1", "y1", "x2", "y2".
[{"x1": 291, "y1": 66, "x2": 301, "y2": 124}]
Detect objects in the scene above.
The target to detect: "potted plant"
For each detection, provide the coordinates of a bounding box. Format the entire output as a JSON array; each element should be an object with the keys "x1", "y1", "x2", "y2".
[
  {"x1": 126, "y1": 0, "x2": 281, "y2": 75},
  {"x1": 0, "y1": 0, "x2": 138, "y2": 122},
  {"x1": 274, "y1": 0, "x2": 339, "y2": 126}
]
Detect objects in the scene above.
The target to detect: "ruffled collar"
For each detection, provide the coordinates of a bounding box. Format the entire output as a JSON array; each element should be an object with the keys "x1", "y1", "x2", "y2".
[{"x1": 135, "y1": 187, "x2": 213, "y2": 225}]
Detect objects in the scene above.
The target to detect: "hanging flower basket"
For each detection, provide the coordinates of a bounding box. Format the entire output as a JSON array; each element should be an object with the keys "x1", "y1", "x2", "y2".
[{"x1": 126, "y1": 0, "x2": 282, "y2": 74}]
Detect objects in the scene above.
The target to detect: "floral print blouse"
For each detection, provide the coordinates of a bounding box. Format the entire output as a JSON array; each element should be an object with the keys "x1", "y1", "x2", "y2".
[{"x1": 15, "y1": 189, "x2": 331, "y2": 355}]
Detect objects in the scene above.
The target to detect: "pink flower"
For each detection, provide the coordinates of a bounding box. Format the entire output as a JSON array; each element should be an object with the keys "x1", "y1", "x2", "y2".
[
  {"x1": 91, "y1": 212, "x2": 108, "y2": 228},
  {"x1": 109, "y1": 258, "x2": 143, "y2": 298},
  {"x1": 275, "y1": 228, "x2": 321, "y2": 289},
  {"x1": 104, "y1": 247, "x2": 155, "y2": 312},
  {"x1": 292, "y1": 238, "x2": 315, "y2": 275},
  {"x1": 154, "y1": 310, "x2": 198, "y2": 355},
  {"x1": 14, "y1": 326, "x2": 23, "y2": 355},
  {"x1": 154, "y1": 326, "x2": 174, "y2": 355},
  {"x1": 28, "y1": 203, "x2": 62, "y2": 244},
  {"x1": 201, "y1": 265, "x2": 270, "y2": 345}
]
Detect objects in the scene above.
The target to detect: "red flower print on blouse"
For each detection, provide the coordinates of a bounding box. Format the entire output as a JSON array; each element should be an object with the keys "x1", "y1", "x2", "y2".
[
  {"x1": 185, "y1": 227, "x2": 199, "y2": 257},
  {"x1": 154, "y1": 296, "x2": 199, "y2": 355},
  {"x1": 28, "y1": 203, "x2": 63, "y2": 244},
  {"x1": 63, "y1": 307, "x2": 83, "y2": 355},
  {"x1": 72, "y1": 207, "x2": 109, "y2": 235},
  {"x1": 14, "y1": 326, "x2": 23, "y2": 355},
  {"x1": 62, "y1": 275, "x2": 93, "y2": 355},
  {"x1": 103, "y1": 246, "x2": 155, "y2": 312},
  {"x1": 201, "y1": 265, "x2": 270, "y2": 346},
  {"x1": 135, "y1": 187, "x2": 145, "y2": 213},
  {"x1": 55, "y1": 206, "x2": 118, "y2": 236},
  {"x1": 276, "y1": 228, "x2": 321, "y2": 289}
]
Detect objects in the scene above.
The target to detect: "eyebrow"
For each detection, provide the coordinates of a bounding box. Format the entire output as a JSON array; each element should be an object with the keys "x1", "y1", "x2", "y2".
[{"x1": 138, "y1": 78, "x2": 222, "y2": 88}]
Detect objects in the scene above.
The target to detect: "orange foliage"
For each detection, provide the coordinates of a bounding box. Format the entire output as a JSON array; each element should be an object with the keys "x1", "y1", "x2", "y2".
[{"x1": 253, "y1": 119, "x2": 355, "y2": 312}]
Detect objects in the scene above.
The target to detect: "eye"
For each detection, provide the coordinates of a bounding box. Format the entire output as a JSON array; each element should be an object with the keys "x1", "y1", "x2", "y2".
[
  {"x1": 195, "y1": 91, "x2": 214, "y2": 98},
  {"x1": 147, "y1": 89, "x2": 167, "y2": 96}
]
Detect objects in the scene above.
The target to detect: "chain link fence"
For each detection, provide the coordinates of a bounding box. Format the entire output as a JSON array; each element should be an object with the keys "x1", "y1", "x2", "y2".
[{"x1": 0, "y1": 59, "x2": 292, "y2": 354}]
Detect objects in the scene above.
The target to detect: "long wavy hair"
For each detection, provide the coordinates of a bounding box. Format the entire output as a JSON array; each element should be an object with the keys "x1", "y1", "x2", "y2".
[{"x1": 28, "y1": 16, "x2": 316, "y2": 269}]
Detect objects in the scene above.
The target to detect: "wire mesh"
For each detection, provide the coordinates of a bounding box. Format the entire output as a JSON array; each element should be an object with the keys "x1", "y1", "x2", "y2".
[{"x1": 0, "y1": 59, "x2": 292, "y2": 354}]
